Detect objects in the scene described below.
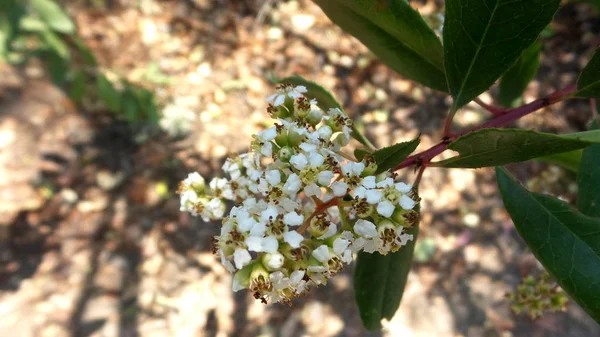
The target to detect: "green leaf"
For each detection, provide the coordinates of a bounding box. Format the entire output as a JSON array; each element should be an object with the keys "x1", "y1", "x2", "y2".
[
  {"x1": 30, "y1": 0, "x2": 75, "y2": 34},
  {"x1": 68, "y1": 70, "x2": 87, "y2": 103},
  {"x1": 498, "y1": 40, "x2": 542, "y2": 107},
  {"x1": 444, "y1": 0, "x2": 561, "y2": 109},
  {"x1": 312, "y1": 0, "x2": 447, "y2": 92},
  {"x1": 40, "y1": 29, "x2": 70, "y2": 60},
  {"x1": 97, "y1": 75, "x2": 121, "y2": 113},
  {"x1": 354, "y1": 224, "x2": 419, "y2": 331},
  {"x1": 578, "y1": 120, "x2": 600, "y2": 217},
  {"x1": 437, "y1": 128, "x2": 600, "y2": 168},
  {"x1": 121, "y1": 87, "x2": 140, "y2": 122},
  {"x1": 19, "y1": 16, "x2": 47, "y2": 32},
  {"x1": 372, "y1": 137, "x2": 420, "y2": 174},
  {"x1": 577, "y1": 49, "x2": 600, "y2": 98},
  {"x1": 135, "y1": 87, "x2": 160, "y2": 123},
  {"x1": 354, "y1": 148, "x2": 371, "y2": 161},
  {"x1": 538, "y1": 150, "x2": 582, "y2": 173},
  {"x1": 73, "y1": 37, "x2": 97, "y2": 66},
  {"x1": 496, "y1": 167, "x2": 600, "y2": 323},
  {"x1": 280, "y1": 75, "x2": 374, "y2": 148}
]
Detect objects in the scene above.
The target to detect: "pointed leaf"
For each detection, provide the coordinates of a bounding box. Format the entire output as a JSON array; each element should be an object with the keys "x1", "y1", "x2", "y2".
[
  {"x1": 498, "y1": 40, "x2": 542, "y2": 107},
  {"x1": 313, "y1": 0, "x2": 447, "y2": 92},
  {"x1": 280, "y1": 75, "x2": 374, "y2": 148},
  {"x1": 372, "y1": 137, "x2": 420, "y2": 174},
  {"x1": 30, "y1": 0, "x2": 75, "y2": 34},
  {"x1": 354, "y1": 224, "x2": 419, "y2": 331},
  {"x1": 577, "y1": 49, "x2": 600, "y2": 98},
  {"x1": 578, "y1": 120, "x2": 600, "y2": 217},
  {"x1": 444, "y1": 0, "x2": 561, "y2": 109},
  {"x1": 437, "y1": 128, "x2": 600, "y2": 168},
  {"x1": 537, "y1": 150, "x2": 582, "y2": 173},
  {"x1": 496, "y1": 167, "x2": 600, "y2": 323}
]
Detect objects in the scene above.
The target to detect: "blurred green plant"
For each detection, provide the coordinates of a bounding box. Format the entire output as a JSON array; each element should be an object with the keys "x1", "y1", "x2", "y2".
[
  {"x1": 0, "y1": 0, "x2": 160, "y2": 124},
  {"x1": 506, "y1": 273, "x2": 569, "y2": 319}
]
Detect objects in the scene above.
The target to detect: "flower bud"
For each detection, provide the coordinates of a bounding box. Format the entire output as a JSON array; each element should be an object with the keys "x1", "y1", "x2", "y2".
[
  {"x1": 261, "y1": 252, "x2": 285, "y2": 271},
  {"x1": 361, "y1": 156, "x2": 378, "y2": 176},
  {"x1": 307, "y1": 109, "x2": 322, "y2": 126},
  {"x1": 275, "y1": 132, "x2": 288, "y2": 147},
  {"x1": 287, "y1": 128, "x2": 305, "y2": 146},
  {"x1": 391, "y1": 208, "x2": 419, "y2": 228},
  {"x1": 277, "y1": 146, "x2": 294, "y2": 162}
]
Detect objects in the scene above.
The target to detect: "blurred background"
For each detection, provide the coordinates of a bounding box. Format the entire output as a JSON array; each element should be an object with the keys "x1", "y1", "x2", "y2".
[{"x1": 0, "y1": 0, "x2": 599, "y2": 336}]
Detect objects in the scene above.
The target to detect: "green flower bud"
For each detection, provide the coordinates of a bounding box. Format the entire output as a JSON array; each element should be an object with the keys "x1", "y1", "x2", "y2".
[
  {"x1": 307, "y1": 109, "x2": 322, "y2": 126},
  {"x1": 361, "y1": 155, "x2": 378, "y2": 176},
  {"x1": 275, "y1": 132, "x2": 288, "y2": 147},
  {"x1": 278, "y1": 146, "x2": 294, "y2": 162},
  {"x1": 287, "y1": 128, "x2": 305, "y2": 146}
]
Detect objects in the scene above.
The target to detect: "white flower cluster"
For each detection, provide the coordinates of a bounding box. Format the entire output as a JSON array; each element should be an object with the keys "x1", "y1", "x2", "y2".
[
  {"x1": 160, "y1": 104, "x2": 196, "y2": 137},
  {"x1": 178, "y1": 84, "x2": 419, "y2": 304}
]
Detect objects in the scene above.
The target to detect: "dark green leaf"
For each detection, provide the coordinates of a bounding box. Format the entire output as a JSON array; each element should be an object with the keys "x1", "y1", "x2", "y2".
[
  {"x1": 498, "y1": 40, "x2": 542, "y2": 107},
  {"x1": 68, "y1": 70, "x2": 87, "y2": 103},
  {"x1": 373, "y1": 137, "x2": 420, "y2": 174},
  {"x1": 537, "y1": 150, "x2": 582, "y2": 173},
  {"x1": 577, "y1": 49, "x2": 600, "y2": 98},
  {"x1": 73, "y1": 37, "x2": 97, "y2": 66},
  {"x1": 354, "y1": 224, "x2": 419, "y2": 331},
  {"x1": 444, "y1": 0, "x2": 561, "y2": 109},
  {"x1": 354, "y1": 148, "x2": 371, "y2": 161},
  {"x1": 30, "y1": 0, "x2": 75, "y2": 34},
  {"x1": 281, "y1": 75, "x2": 374, "y2": 148},
  {"x1": 437, "y1": 128, "x2": 600, "y2": 168},
  {"x1": 313, "y1": 0, "x2": 447, "y2": 92},
  {"x1": 121, "y1": 87, "x2": 140, "y2": 122},
  {"x1": 578, "y1": 120, "x2": 600, "y2": 217},
  {"x1": 496, "y1": 167, "x2": 600, "y2": 323},
  {"x1": 135, "y1": 87, "x2": 160, "y2": 123},
  {"x1": 40, "y1": 29, "x2": 70, "y2": 60},
  {"x1": 97, "y1": 75, "x2": 121, "y2": 113}
]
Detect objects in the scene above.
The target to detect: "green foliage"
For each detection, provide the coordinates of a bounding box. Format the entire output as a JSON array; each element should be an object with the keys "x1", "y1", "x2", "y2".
[
  {"x1": 496, "y1": 167, "x2": 600, "y2": 323},
  {"x1": 506, "y1": 273, "x2": 569, "y2": 319},
  {"x1": 443, "y1": 0, "x2": 560, "y2": 109},
  {"x1": 498, "y1": 41, "x2": 542, "y2": 107},
  {"x1": 30, "y1": 0, "x2": 75, "y2": 34},
  {"x1": 577, "y1": 49, "x2": 600, "y2": 98},
  {"x1": 538, "y1": 150, "x2": 582, "y2": 173},
  {"x1": 354, "y1": 224, "x2": 419, "y2": 331},
  {"x1": 372, "y1": 137, "x2": 420, "y2": 174},
  {"x1": 312, "y1": 0, "x2": 447, "y2": 92},
  {"x1": 578, "y1": 121, "x2": 600, "y2": 217},
  {"x1": 437, "y1": 128, "x2": 600, "y2": 168}
]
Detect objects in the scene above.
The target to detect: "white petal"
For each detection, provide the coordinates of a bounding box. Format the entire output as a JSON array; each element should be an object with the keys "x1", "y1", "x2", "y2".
[
  {"x1": 233, "y1": 248, "x2": 251, "y2": 269},
  {"x1": 282, "y1": 173, "x2": 302, "y2": 196},
  {"x1": 265, "y1": 170, "x2": 281, "y2": 186},
  {"x1": 273, "y1": 94, "x2": 286, "y2": 107},
  {"x1": 238, "y1": 216, "x2": 257, "y2": 232},
  {"x1": 376, "y1": 177, "x2": 394, "y2": 188},
  {"x1": 330, "y1": 181, "x2": 348, "y2": 197},
  {"x1": 317, "y1": 224, "x2": 337, "y2": 240},
  {"x1": 312, "y1": 245, "x2": 330, "y2": 263},
  {"x1": 351, "y1": 186, "x2": 367, "y2": 199},
  {"x1": 361, "y1": 176, "x2": 376, "y2": 189},
  {"x1": 245, "y1": 236, "x2": 263, "y2": 252},
  {"x1": 399, "y1": 233, "x2": 413, "y2": 245},
  {"x1": 354, "y1": 219, "x2": 378, "y2": 238},
  {"x1": 340, "y1": 163, "x2": 353, "y2": 177},
  {"x1": 260, "y1": 142, "x2": 273, "y2": 157},
  {"x1": 333, "y1": 238, "x2": 350, "y2": 255},
  {"x1": 308, "y1": 153, "x2": 324, "y2": 168},
  {"x1": 220, "y1": 250, "x2": 235, "y2": 273},
  {"x1": 290, "y1": 270, "x2": 305, "y2": 283},
  {"x1": 250, "y1": 222, "x2": 266, "y2": 237},
  {"x1": 265, "y1": 252, "x2": 285, "y2": 270},
  {"x1": 399, "y1": 195, "x2": 416, "y2": 210},
  {"x1": 283, "y1": 212, "x2": 304, "y2": 227},
  {"x1": 317, "y1": 125, "x2": 332, "y2": 139},
  {"x1": 294, "y1": 85, "x2": 307, "y2": 93},
  {"x1": 377, "y1": 200, "x2": 395, "y2": 217},
  {"x1": 260, "y1": 126, "x2": 278, "y2": 141},
  {"x1": 317, "y1": 170, "x2": 334, "y2": 186},
  {"x1": 283, "y1": 230, "x2": 304, "y2": 248},
  {"x1": 266, "y1": 93, "x2": 278, "y2": 103},
  {"x1": 260, "y1": 206, "x2": 279, "y2": 223},
  {"x1": 299, "y1": 142, "x2": 317, "y2": 153},
  {"x1": 290, "y1": 154, "x2": 308, "y2": 171},
  {"x1": 351, "y1": 162, "x2": 365, "y2": 175},
  {"x1": 304, "y1": 183, "x2": 321, "y2": 197},
  {"x1": 395, "y1": 182, "x2": 412, "y2": 193},
  {"x1": 365, "y1": 189, "x2": 382, "y2": 204},
  {"x1": 262, "y1": 236, "x2": 279, "y2": 253},
  {"x1": 288, "y1": 91, "x2": 303, "y2": 99}
]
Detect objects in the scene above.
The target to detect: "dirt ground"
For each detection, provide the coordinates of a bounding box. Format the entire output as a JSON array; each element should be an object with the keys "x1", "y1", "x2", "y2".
[{"x1": 1, "y1": 0, "x2": 600, "y2": 336}]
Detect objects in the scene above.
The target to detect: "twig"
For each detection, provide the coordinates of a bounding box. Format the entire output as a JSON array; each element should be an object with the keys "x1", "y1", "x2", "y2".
[{"x1": 297, "y1": 197, "x2": 339, "y2": 234}]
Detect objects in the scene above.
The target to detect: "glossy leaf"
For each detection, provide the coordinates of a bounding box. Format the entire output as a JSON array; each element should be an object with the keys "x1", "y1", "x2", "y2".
[
  {"x1": 373, "y1": 138, "x2": 420, "y2": 174},
  {"x1": 496, "y1": 167, "x2": 600, "y2": 323},
  {"x1": 444, "y1": 0, "x2": 560, "y2": 109},
  {"x1": 354, "y1": 224, "x2": 419, "y2": 331},
  {"x1": 577, "y1": 49, "x2": 600, "y2": 98},
  {"x1": 281, "y1": 75, "x2": 374, "y2": 148},
  {"x1": 498, "y1": 40, "x2": 542, "y2": 107},
  {"x1": 313, "y1": 0, "x2": 447, "y2": 92},
  {"x1": 437, "y1": 128, "x2": 600, "y2": 168},
  {"x1": 578, "y1": 120, "x2": 600, "y2": 217},
  {"x1": 30, "y1": 0, "x2": 75, "y2": 34}
]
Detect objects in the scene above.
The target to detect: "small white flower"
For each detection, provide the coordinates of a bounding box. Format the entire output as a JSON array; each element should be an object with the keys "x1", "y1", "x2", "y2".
[
  {"x1": 361, "y1": 176, "x2": 376, "y2": 189},
  {"x1": 312, "y1": 245, "x2": 330, "y2": 263},
  {"x1": 265, "y1": 170, "x2": 281, "y2": 186},
  {"x1": 331, "y1": 181, "x2": 348, "y2": 196},
  {"x1": 233, "y1": 248, "x2": 251, "y2": 269},
  {"x1": 265, "y1": 252, "x2": 285, "y2": 270},
  {"x1": 250, "y1": 222, "x2": 266, "y2": 237},
  {"x1": 299, "y1": 142, "x2": 318, "y2": 153},
  {"x1": 304, "y1": 183, "x2": 321, "y2": 197},
  {"x1": 290, "y1": 154, "x2": 309, "y2": 170},
  {"x1": 283, "y1": 230, "x2": 304, "y2": 248},
  {"x1": 283, "y1": 173, "x2": 302, "y2": 196},
  {"x1": 317, "y1": 170, "x2": 334, "y2": 186},
  {"x1": 317, "y1": 224, "x2": 337, "y2": 240},
  {"x1": 354, "y1": 219, "x2": 378, "y2": 238},
  {"x1": 283, "y1": 212, "x2": 304, "y2": 226},
  {"x1": 245, "y1": 236, "x2": 263, "y2": 252},
  {"x1": 204, "y1": 198, "x2": 225, "y2": 221},
  {"x1": 377, "y1": 200, "x2": 395, "y2": 217},
  {"x1": 333, "y1": 237, "x2": 350, "y2": 255},
  {"x1": 261, "y1": 206, "x2": 279, "y2": 223},
  {"x1": 308, "y1": 153, "x2": 324, "y2": 167},
  {"x1": 341, "y1": 162, "x2": 365, "y2": 177},
  {"x1": 395, "y1": 182, "x2": 412, "y2": 193},
  {"x1": 266, "y1": 85, "x2": 307, "y2": 106},
  {"x1": 365, "y1": 189, "x2": 382, "y2": 204},
  {"x1": 399, "y1": 194, "x2": 416, "y2": 210},
  {"x1": 262, "y1": 236, "x2": 279, "y2": 253}
]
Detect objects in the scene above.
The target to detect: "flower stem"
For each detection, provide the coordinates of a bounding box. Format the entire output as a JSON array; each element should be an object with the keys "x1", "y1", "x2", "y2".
[
  {"x1": 474, "y1": 97, "x2": 508, "y2": 115},
  {"x1": 297, "y1": 197, "x2": 339, "y2": 234},
  {"x1": 393, "y1": 84, "x2": 578, "y2": 172}
]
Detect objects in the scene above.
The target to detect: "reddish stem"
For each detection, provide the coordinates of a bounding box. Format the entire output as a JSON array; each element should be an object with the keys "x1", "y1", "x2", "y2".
[
  {"x1": 297, "y1": 197, "x2": 339, "y2": 234},
  {"x1": 393, "y1": 84, "x2": 577, "y2": 172},
  {"x1": 474, "y1": 97, "x2": 508, "y2": 115}
]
